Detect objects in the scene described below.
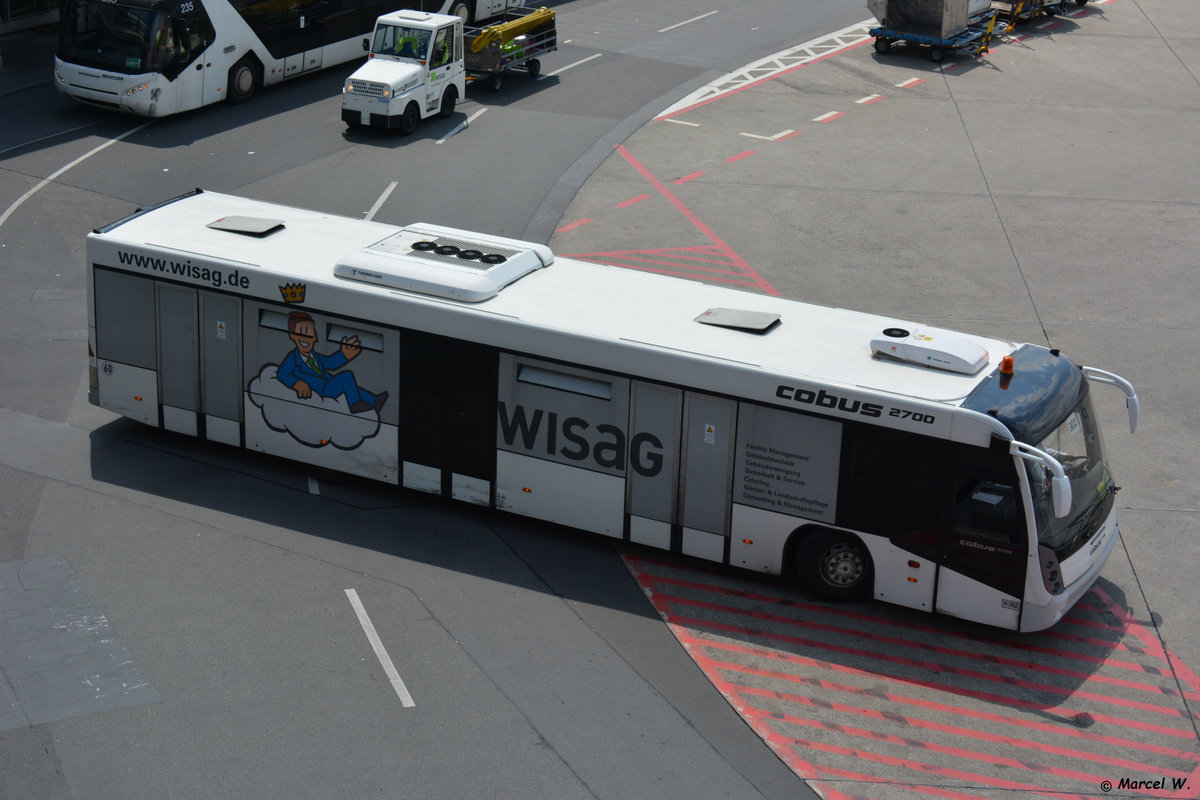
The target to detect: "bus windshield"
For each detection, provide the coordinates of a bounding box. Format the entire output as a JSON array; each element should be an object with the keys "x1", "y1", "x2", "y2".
[
  {"x1": 1025, "y1": 391, "x2": 1115, "y2": 557},
  {"x1": 59, "y1": 0, "x2": 210, "y2": 78}
]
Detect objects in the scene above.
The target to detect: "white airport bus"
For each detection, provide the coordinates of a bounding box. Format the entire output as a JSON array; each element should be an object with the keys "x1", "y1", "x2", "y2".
[
  {"x1": 53, "y1": 0, "x2": 518, "y2": 116},
  {"x1": 85, "y1": 190, "x2": 1140, "y2": 632}
]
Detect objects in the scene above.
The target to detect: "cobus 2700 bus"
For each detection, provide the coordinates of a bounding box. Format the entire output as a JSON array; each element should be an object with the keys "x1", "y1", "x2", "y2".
[
  {"x1": 85, "y1": 190, "x2": 1140, "y2": 632},
  {"x1": 54, "y1": 0, "x2": 520, "y2": 116}
]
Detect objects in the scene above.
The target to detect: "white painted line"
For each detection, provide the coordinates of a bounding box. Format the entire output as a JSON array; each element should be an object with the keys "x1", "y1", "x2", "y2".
[
  {"x1": 812, "y1": 111, "x2": 845, "y2": 123},
  {"x1": 307, "y1": 474, "x2": 321, "y2": 495},
  {"x1": 664, "y1": 118, "x2": 700, "y2": 127},
  {"x1": 0, "y1": 121, "x2": 151, "y2": 230},
  {"x1": 345, "y1": 588, "x2": 415, "y2": 708},
  {"x1": 856, "y1": 93, "x2": 885, "y2": 104},
  {"x1": 896, "y1": 77, "x2": 925, "y2": 88},
  {"x1": 658, "y1": 9, "x2": 718, "y2": 33},
  {"x1": 365, "y1": 181, "x2": 397, "y2": 220},
  {"x1": 542, "y1": 53, "x2": 602, "y2": 78},
  {"x1": 436, "y1": 108, "x2": 487, "y2": 143}
]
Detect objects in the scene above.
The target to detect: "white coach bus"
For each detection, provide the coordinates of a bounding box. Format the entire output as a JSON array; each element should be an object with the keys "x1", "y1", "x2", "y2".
[
  {"x1": 54, "y1": 0, "x2": 517, "y2": 116},
  {"x1": 85, "y1": 190, "x2": 1140, "y2": 632}
]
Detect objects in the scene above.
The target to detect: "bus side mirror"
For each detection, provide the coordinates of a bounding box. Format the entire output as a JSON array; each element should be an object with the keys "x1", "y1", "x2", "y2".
[
  {"x1": 1082, "y1": 366, "x2": 1139, "y2": 434},
  {"x1": 1052, "y1": 474, "x2": 1072, "y2": 519},
  {"x1": 1011, "y1": 440, "x2": 1073, "y2": 519}
]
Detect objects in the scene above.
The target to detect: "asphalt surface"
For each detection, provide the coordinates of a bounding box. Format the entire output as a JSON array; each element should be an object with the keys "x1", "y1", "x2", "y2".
[{"x1": 1, "y1": 0, "x2": 1199, "y2": 797}]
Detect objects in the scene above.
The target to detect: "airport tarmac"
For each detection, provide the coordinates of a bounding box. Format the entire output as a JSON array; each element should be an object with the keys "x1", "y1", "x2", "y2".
[{"x1": 549, "y1": 3, "x2": 1200, "y2": 796}]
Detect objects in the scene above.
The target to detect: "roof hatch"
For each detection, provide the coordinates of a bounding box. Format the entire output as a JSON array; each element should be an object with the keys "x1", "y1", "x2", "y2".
[
  {"x1": 870, "y1": 326, "x2": 988, "y2": 375},
  {"x1": 207, "y1": 215, "x2": 285, "y2": 237},
  {"x1": 695, "y1": 307, "x2": 781, "y2": 334},
  {"x1": 334, "y1": 223, "x2": 553, "y2": 302}
]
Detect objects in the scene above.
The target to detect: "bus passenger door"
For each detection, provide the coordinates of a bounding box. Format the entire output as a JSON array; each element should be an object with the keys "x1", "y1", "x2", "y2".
[
  {"x1": 936, "y1": 475, "x2": 1029, "y2": 630},
  {"x1": 157, "y1": 285, "x2": 199, "y2": 436},
  {"x1": 626, "y1": 382, "x2": 682, "y2": 551},
  {"x1": 679, "y1": 393, "x2": 736, "y2": 563},
  {"x1": 199, "y1": 293, "x2": 242, "y2": 446},
  {"x1": 157, "y1": 286, "x2": 243, "y2": 443}
]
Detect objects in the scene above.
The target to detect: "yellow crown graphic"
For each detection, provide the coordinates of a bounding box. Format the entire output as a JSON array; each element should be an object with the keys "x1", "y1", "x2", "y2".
[{"x1": 279, "y1": 282, "x2": 306, "y2": 304}]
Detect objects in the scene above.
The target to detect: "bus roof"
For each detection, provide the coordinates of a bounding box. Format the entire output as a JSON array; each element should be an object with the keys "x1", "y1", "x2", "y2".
[{"x1": 91, "y1": 190, "x2": 1021, "y2": 413}]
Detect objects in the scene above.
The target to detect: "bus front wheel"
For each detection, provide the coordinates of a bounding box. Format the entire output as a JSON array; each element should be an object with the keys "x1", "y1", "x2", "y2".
[
  {"x1": 797, "y1": 530, "x2": 873, "y2": 601},
  {"x1": 227, "y1": 57, "x2": 261, "y2": 104}
]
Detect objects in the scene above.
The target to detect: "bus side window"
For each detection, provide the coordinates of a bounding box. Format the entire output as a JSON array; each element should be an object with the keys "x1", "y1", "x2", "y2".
[{"x1": 954, "y1": 480, "x2": 1022, "y2": 547}]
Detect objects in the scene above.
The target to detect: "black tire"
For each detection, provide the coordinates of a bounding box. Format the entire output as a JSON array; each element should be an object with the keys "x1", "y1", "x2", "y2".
[
  {"x1": 398, "y1": 102, "x2": 420, "y2": 135},
  {"x1": 874, "y1": 37, "x2": 891, "y2": 54},
  {"x1": 226, "y1": 56, "x2": 260, "y2": 104},
  {"x1": 487, "y1": 72, "x2": 502, "y2": 92},
  {"x1": 797, "y1": 530, "x2": 873, "y2": 601},
  {"x1": 527, "y1": 58, "x2": 541, "y2": 78},
  {"x1": 438, "y1": 85, "x2": 458, "y2": 118},
  {"x1": 929, "y1": 46, "x2": 945, "y2": 63}
]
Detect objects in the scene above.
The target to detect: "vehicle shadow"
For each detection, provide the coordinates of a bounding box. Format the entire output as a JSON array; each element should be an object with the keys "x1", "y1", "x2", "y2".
[{"x1": 87, "y1": 416, "x2": 662, "y2": 620}]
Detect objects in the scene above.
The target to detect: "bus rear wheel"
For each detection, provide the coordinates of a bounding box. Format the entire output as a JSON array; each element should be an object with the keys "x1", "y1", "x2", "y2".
[
  {"x1": 227, "y1": 56, "x2": 261, "y2": 104},
  {"x1": 797, "y1": 530, "x2": 873, "y2": 601}
]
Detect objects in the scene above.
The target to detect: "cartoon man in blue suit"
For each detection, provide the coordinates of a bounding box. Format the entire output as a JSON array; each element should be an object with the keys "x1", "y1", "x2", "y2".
[{"x1": 277, "y1": 312, "x2": 388, "y2": 414}]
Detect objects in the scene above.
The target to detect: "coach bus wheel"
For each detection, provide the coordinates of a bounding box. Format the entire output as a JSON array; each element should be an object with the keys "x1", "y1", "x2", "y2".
[
  {"x1": 227, "y1": 56, "x2": 261, "y2": 104},
  {"x1": 798, "y1": 530, "x2": 873, "y2": 601},
  {"x1": 449, "y1": 1, "x2": 471, "y2": 23},
  {"x1": 399, "y1": 102, "x2": 420, "y2": 135},
  {"x1": 874, "y1": 37, "x2": 891, "y2": 54}
]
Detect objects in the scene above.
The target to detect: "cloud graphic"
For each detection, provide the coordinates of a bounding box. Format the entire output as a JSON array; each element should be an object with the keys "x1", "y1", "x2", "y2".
[{"x1": 248, "y1": 365, "x2": 381, "y2": 449}]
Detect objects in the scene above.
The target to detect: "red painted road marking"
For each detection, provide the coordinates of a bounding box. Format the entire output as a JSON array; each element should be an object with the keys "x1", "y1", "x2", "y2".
[
  {"x1": 856, "y1": 93, "x2": 886, "y2": 104},
  {"x1": 672, "y1": 171, "x2": 705, "y2": 184},
  {"x1": 725, "y1": 150, "x2": 755, "y2": 162},
  {"x1": 897, "y1": 77, "x2": 926, "y2": 88},
  {"x1": 623, "y1": 553, "x2": 1200, "y2": 800},
  {"x1": 616, "y1": 193, "x2": 652, "y2": 209},
  {"x1": 564, "y1": 146, "x2": 780, "y2": 295},
  {"x1": 774, "y1": 129, "x2": 803, "y2": 141},
  {"x1": 630, "y1": 558, "x2": 1184, "y2": 674},
  {"x1": 554, "y1": 218, "x2": 590, "y2": 234},
  {"x1": 813, "y1": 111, "x2": 846, "y2": 122}
]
